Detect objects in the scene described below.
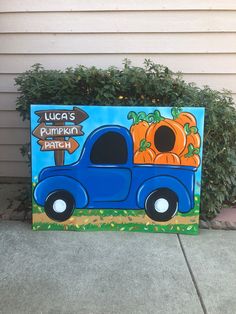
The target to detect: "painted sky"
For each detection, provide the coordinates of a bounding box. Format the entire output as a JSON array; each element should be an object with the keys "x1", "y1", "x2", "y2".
[{"x1": 31, "y1": 105, "x2": 205, "y2": 194}]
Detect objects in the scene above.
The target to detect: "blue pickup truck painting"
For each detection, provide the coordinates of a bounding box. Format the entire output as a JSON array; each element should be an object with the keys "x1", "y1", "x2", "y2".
[{"x1": 31, "y1": 105, "x2": 205, "y2": 235}]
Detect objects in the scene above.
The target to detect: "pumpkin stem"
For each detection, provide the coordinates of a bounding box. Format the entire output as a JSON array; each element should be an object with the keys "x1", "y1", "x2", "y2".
[
  {"x1": 190, "y1": 126, "x2": 198, "y2": 134},
  {"x1": 147, "y1": 113, "x2": 154, "y2": 123},
  {"x1": 171, "y1": 107, "x2": 182, "y2": 119},
  {"x1": 184, "y1": 123, "x2": 199, "y2": 135},
  {"x1": 152, "y1": 110, "x2": 164, "y2": 123},
  {"x1": 184, "y1": 123, "x2": 191, "y2": 135},
  {"x1": 127, "y1": 111, "x2": 139, "y2": 125},
  {"x1": 138, "y1": 111, "x2": 147, "y2": 122},
  {"x1": 184, "y1": 144, "x2": 200, "y2": 158},
  {"x1": 139, "y1": 139, "x2": 151, "y2": 152}
]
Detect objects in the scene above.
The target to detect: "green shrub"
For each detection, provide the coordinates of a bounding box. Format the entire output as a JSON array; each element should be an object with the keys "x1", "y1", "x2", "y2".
[{"x1": 15, "y1": 60, "x2": 236, "y2": 219}]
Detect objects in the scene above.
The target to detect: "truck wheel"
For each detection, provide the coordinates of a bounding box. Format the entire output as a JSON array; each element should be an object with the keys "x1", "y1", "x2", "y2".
[
  {"x1": 145, "y1": 188, "x2": 178, "y2": 221},
  {"x1": 44, "y1": 190, "x2": 75, "y2": 222}
]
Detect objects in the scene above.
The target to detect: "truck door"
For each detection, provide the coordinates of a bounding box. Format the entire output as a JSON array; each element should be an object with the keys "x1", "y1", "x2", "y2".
[{"x1": 86, "y1": 131, "x2": 132, "y2": 202}]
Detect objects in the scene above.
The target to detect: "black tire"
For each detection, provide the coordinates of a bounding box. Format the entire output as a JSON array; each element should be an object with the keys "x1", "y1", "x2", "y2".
[
  {"x1": 145, "y1": 188, "x2": 178, "y2": 221},
  {"x1": 44, "y1": 190, "x2": 75, "y2": 222}
]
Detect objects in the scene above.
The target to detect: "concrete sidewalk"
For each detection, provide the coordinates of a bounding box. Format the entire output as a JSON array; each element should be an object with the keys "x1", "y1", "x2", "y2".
[{"x1": 0, "y1": 221, "x2": 235, "y2": 314}]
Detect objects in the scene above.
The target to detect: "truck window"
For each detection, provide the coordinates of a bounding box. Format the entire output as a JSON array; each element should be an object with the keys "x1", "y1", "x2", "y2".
[{"x1": 90, "y1": 132, "x2": 128, "y2": 164}]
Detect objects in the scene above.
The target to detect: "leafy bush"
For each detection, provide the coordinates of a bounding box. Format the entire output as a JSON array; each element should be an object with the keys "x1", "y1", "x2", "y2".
[{"x1": 15, "y1": 60, "x2": 236, "y2": 219}]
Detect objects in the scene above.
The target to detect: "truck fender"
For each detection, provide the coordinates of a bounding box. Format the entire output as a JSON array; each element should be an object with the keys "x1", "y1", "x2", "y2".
[
  {"x1": 33, "y1": 176, "x2": 88, "y2": 209},
  {"x1": 137, "y1": 176, "x2": 192, "y2": 213}
]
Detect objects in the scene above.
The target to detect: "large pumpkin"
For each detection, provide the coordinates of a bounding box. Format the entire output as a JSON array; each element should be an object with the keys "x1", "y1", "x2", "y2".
[
  {"x1": 128, "y1": 111, "x2": 149, "y2": 152},
  {"x1": 171, "y1": 107, "x2": 197, "y2": 128},
  {"x1": 180, "y1": 123, "x2": 201, "y2": 157},
  {"x1": 146, "y1": 110, "x2": 186, "y2": 155},
  {"x1": 180, "y1": 144, "x2": 201, "y2": 167}
]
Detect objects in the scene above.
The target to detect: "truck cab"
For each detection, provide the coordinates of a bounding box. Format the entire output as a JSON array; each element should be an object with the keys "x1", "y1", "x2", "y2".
[{"x1": 34, "y1": 125, "x2": 196, "y2": 222}]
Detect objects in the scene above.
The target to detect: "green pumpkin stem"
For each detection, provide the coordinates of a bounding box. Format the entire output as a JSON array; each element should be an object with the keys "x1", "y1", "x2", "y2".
[
  {"x1": 184, "y1": 123, "x2": 199, "y2": 135},
  {"x1": 138, "y1": 111, "x2": 148, "y2": 122},
  {"x1": 190, "y1": 126, "x2": 198, "y2": 134},
  {"x1": 127, "y1": 111, "x2": 139, "y2": 125},
  {"x1": 184, "y1": 123, "x2": 191, "y2": 135},
  {"x1": 152, "y1": 110, "x2": 164, "y2": 123},
  {"x1": 139, "y1": 139, "x2": 151, "y2": 152},
  {"x1": 171, "y1": 107, "x2": 182, "y2": 119},
  {"x1": 184, "y1": 144, "x2": 200, "y2": 158},
  {"x1": 146, "y1": 113, "x2": 154, "y2": 123}
]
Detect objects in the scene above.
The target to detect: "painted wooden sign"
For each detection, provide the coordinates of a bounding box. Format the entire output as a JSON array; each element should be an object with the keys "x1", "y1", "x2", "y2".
[{"x1": 31, "y1": 105, "x2": 205, "y2": 235}]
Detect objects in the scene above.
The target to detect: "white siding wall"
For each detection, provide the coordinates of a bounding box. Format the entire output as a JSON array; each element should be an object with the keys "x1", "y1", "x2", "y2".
[{"x1": 0, "y1": 0, "x2": 236, "y2": 177}]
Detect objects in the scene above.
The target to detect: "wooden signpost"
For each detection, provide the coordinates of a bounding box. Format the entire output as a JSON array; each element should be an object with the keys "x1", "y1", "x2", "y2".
[
  {"x1": 38, "y1": 138, "x2": 79, "y2": 153},
  {"x1": 33, "y1": 123, "x2": 84, "y2": 140},
  {"x1": 33, "y1": 107, "x2": 88, "y2": 165}
]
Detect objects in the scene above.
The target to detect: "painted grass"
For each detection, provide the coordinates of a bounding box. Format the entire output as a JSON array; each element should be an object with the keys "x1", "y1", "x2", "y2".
[
  {"x1": 32, "y1": 194, "x2": 200, "y2": 235},
  {"x1": 32, "y1": 222, "x2": 198, "y2": 235}
]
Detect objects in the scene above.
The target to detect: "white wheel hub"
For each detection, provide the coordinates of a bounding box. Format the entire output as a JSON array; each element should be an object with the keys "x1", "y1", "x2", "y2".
[
  {"x1": 154, "y1": 198, "x2": 169, "y2": 213},
  {"x1": 53, "y1": 199, "x2": 67, "y2": 213}
]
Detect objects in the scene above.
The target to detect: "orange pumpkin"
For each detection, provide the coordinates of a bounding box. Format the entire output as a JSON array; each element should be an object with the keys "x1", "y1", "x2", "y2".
[
  {"x1": 146, "y1": 110, "x2": 186, "y2": 155},
  {"x1": 180, "y1": 144, "x2": 201, "y2": 167},
  {"x1": 181, "y1": 154, "x2": 200, "y2": 167},
  {"x1": 128, "y1": 111, "x2": 149, "y2": 152},
  {"x1": 180, "y1": 123, "x2": 201, "y2": 157},
  {"x1": 154, "y1": 153, "x2": 180, "y2": 165},
  {"x1": 171, "y1": 107, "x2": 196, "y2": 128},
  {"x1": 134, "y1": 139, "x2": 156, "y2": 164}
]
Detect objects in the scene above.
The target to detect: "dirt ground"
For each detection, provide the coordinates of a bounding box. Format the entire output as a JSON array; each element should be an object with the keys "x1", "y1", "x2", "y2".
[{"x1": 33, "y1": 212, "x2": 198, "y2": 227}]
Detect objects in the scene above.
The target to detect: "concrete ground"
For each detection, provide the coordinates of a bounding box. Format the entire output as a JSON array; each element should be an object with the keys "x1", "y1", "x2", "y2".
[{"x1": 0, "y1": 221, "x2": 235, "y2": 314}]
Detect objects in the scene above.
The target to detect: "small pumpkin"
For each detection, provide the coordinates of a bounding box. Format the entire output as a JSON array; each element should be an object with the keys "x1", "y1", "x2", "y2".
[
  {"x1": 134, "y1": 139, "x2": 155, "y2": 164},
  {"x1": 154, "y1": 152, "x2": 180, "y2": 165},
  {"x1": 180, "y1": 144, "x2": 201, "y2": 167},
  {"x1": 146, "y1": 110, "x2": 186, "y2": 155},
  {"x1": 180, "y1": 123, "x2": 201, "y2": 157},
  {"x1": 171, "y1": 107, "x2": 196, "y2": 128},
  {"x1": 128, "y1": 111, "x2": 149, "y2": 152}
]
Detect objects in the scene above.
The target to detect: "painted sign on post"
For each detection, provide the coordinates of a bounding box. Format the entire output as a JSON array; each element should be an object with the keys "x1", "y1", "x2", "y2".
[
  {"x1": 32, "y1": 107, "x2": 87, "y2": 165},
  {"x1": 31, "y1": 105, "x2": 205, "y2": 235}
]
